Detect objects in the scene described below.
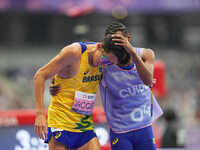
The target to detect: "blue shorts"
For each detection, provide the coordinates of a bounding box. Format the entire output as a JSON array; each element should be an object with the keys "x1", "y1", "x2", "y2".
[
  {"x1": 110, "y1": 125, "x2": 157, "y2": 150},
  {"x1": 45, "y1": 127, "x2": 97, "y2": 149}
]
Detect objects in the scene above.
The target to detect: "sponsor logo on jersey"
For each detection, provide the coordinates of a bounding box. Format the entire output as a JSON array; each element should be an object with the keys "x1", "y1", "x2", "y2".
[
  {"x1": 84, "y1": 70, "x2": 89, "y2": 75},
  {"x1": 82, "y1": 74, "x2": 102, "y2": 83},
  {"x1": 112, "y1": 137, "x2": 119, "y2": 145},
  {"x1": 55, "y1": 132, "x2": 62, "y2": 139}
]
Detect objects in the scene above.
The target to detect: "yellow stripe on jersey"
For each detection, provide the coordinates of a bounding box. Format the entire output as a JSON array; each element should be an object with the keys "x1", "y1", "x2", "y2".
[{"x1": 48, "y1": 48, "x2": 102, "y2": 132}]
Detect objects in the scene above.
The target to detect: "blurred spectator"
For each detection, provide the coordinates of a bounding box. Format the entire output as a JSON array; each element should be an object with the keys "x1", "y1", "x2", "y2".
[{"x1": 161, "y1": 109, "x2": 185, "y2": 148}]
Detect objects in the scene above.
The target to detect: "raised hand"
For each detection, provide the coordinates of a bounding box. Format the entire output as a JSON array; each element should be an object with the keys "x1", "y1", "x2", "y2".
[{"x1": 111, "y1": 34, "x2": 136, "y2": 56}]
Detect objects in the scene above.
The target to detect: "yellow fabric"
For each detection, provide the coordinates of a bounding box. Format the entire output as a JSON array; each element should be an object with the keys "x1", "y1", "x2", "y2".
[{"x1": 48, "y1": 48, "x2": 102, "y2": 132}]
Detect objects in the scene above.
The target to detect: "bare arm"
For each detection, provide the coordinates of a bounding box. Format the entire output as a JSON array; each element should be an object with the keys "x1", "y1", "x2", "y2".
[
  {"x1": 33, "y1": 43, "x2": 81, "y2": 139},
  {"x1": 34, "y1": 43, "x2": 81, "y2": 113},
  {"x1": 131, "y1": 48, "x2": 155, "y2": 86}
]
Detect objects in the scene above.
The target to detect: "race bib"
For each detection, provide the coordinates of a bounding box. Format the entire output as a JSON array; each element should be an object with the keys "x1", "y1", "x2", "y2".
[{"x1": 72, "y1": 91, "x2": 96, "y2": 115}]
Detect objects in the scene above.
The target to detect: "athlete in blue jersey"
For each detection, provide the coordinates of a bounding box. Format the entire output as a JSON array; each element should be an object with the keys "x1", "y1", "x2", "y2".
[
  {"x1": 99, "y1": 22, "x2": 163, "y2": 150},
  {"x1": 50, "y1": 22, "x2": 163, "y2": 150}
]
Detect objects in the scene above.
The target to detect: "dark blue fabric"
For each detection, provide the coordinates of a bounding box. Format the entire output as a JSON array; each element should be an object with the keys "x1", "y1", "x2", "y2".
[
  {"x1": 45, "y1": 127, "x2": 96, "y2": 149},
  {"x1": 119, "y1": 61, "x2": 135, "y2": 70},
  {"x1": 78, "y1": 42, "x2": 97, "y2": 54},
  {"x1": 78, "y1": 42, "x2": 87, "y2": 53},
  {"x1": 110, "y1": 125, "x2": 157, "y2": 150}
]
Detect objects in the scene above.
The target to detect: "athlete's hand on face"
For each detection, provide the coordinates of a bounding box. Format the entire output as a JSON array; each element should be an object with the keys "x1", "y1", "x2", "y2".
[
  {"x1": 34, "y1": 113, "x2": 48, "y2": 140},
  {"x1": 112, "y1": 34, "x2": 136, "y2": 56}
]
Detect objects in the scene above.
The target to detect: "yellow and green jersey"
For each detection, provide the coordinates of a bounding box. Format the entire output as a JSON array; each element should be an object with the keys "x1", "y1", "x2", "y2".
[{"x1": 48, "y1": 42, "x2": 102, "y2": 132}]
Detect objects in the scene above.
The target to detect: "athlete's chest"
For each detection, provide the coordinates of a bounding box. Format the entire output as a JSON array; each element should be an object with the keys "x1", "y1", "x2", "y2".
[{"x1": 104, "y1": 65, "x2": 138, "y2": 83}]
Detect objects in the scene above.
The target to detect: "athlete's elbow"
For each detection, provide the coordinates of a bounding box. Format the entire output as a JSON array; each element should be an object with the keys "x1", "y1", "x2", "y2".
[
  {"x1": 34, "y1": 69, "x2": 46, "y2": 82},
  {"x1": 143, "y1": 80, "x2": 152, "y2": 87},
  {"x1": 143, "y1": 76, "x2": 153, "y2": 87},
  {"x1": 34, "y1": 72, "x2": 41, "y2": 84}
]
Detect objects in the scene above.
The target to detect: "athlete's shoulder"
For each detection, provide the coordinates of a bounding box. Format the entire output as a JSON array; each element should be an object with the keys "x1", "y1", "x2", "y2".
[
  {"x1": 143, "y1": 48, "x2": 155, "y2": 53},
  {"x1": 80, "y1": 41, "x2": 97, "y2": 52},
  {"x1": 142, "y1": 48, "x2": 155, "y2": 61},
  {"x1": 135, "y1": 47, "x2": 154, "y2": 53},
  {"x1": 142, "y1": 48, "x2": 155, "y2": 56},
  {"x1": 59, "y1": 42, "x2": 82, "y2": 59}
]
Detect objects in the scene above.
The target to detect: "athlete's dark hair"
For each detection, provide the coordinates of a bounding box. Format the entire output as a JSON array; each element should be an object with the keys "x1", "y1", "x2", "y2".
[
  {"x1": 105, "y1": 22, "x2": 129, "y2": 37},
  {"x1": 103, "y1": 22, "x2": 131, "y2": 65},
  {"x1": 103, "y1": 34, "x2": 131, "y2": 65}
]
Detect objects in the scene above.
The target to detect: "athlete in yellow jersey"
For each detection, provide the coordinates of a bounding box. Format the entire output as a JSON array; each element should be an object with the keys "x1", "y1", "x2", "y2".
[{"x1": 34, "y1": 42, "x2": 102, "y2": 150}]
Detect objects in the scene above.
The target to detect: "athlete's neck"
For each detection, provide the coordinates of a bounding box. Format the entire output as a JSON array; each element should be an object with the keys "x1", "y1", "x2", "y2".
[
  {"x1": 87, "y1": 44, "x2": 97, "y2": 67},
  {"x1": 118, "y1": 59, "x2": 133, "y2": 67}
]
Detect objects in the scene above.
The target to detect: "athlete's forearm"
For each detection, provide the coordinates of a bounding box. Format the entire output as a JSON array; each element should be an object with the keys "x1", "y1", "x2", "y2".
[
  {"x1": 130, "y1": 48, "x2": 153, "y2": 86},
  {"x1": 34, "y1": 71, "x2": 46, "y2": 115}
]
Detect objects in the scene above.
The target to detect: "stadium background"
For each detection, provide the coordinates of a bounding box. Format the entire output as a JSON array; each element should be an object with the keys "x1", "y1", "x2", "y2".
[{"x1": 0, "y1": 0, "x2": 200, "y2": 150}]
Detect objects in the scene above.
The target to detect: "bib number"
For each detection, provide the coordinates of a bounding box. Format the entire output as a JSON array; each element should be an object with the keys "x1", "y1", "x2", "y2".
[{"x1": 72, "y1": 91, "x2": 96, "y2": 115}]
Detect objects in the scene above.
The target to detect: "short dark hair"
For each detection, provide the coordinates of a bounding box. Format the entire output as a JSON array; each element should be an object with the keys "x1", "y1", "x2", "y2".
[
  {"x1": 103, "y1": 22, "x2": 131, "y2": 65},
  {"x1": 105, "y1": 22, "x2": 129, "y2": 37},
  {"x1": 102, "y1": 34, "x2": 130, "y2": 65}
]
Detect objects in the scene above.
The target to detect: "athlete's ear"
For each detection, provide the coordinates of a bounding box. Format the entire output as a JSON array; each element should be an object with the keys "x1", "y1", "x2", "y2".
[
  {"x1": 97, "y1": 43, "x2": 102, "y2": 50},
  {"x1": 89, "y1": 43, "x2": 101, "y2": 54}
]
